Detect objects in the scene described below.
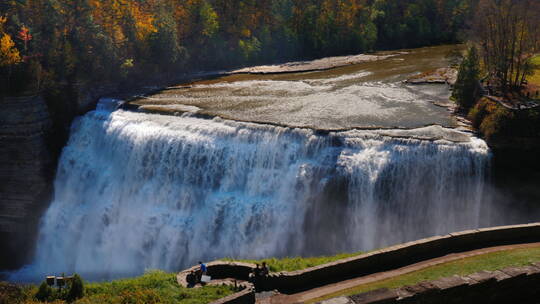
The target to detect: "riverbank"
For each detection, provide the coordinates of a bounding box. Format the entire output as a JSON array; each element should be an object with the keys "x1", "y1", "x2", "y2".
[
  {"x1": 230, "y1": 53, "x2": 398, "y2": 74},
  {"x1": 404, "y1": 67, "x2": 458, "y2": 85},
  {"x1": 468, "y1": 97, "x2": 540, "y2": 161}
]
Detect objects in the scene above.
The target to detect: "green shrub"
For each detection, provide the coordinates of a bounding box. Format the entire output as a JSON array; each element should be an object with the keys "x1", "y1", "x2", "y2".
[
  {"x1": 67, "y1": 274, "x2": 84, "y2": 302},
  {"x1": 224, "y1": 251, "x2": 365, "y2": 272},
  {"x1": 0, "y1": 282, "x2": 25, "y2": 304},
  {"x1": 17, "y1": 270, "x2": 235, "y2": 304},
  {"x1": 479, "y1": 106, "x2": 513, "y2": 140},
  {"x1": 468, "y1": 100, "x2": 488, "y2": 129},
  {"x1": 35, "y1": 281, "x2": 53, "y2": 302}
]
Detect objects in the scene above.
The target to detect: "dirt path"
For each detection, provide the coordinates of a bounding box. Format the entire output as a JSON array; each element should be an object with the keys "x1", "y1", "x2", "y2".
[{"x1": 262, "y1": 242, "x2": 540, "y2": 304}]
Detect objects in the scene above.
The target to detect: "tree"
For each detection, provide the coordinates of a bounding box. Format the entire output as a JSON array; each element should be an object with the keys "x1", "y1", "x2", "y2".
[
  {"x1": 199, "y1": 0, "x2": 219, "y2": 38},
  {"x1": 150, "y1": 4, "x2": 185, "y2": 71},
  {"x1": 34, "y1": 281, "x2": 53, "y2": 302},
  {"x1": 67, "y1": 274, "x2": 85, "y2": 302},
  {"x1": 473, "y1": 0, "x2": 540, "y2": 92},
  {"x1": 17, "y1": 25, "x2": 32, "y2": 52},
  {"x1": 1, "y1": 0, "x2": 477, "y2": 96},
  {"x1": 0, "y1": 32, "x2": 20, "y2": 67},
  {"x1": 0, "y1": 16, "x2": 22, "y2": 96},
  {"x1": 453, "y1": 46, "x2": 480, "y2": 110}
]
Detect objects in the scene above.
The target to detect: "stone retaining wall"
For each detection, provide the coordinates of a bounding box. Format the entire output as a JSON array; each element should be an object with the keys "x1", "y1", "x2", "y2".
[
  {"x1": 177, "y1": 261, "x2": 256, "y2": 287},
  {"x1": 177, "y1": 262, "x2": 256, "y2": 304},
  {"x1": 335, "y1": 262, "x2": 540, "y2": 304},
  {"x1": 262, "y1": 223, "x2": 540, "y2": 293},
  {"x1": 209, "y1": 288, "x2": 255, "y2": 304},
  {"x1": 178, "y1": 223, "x2": 540, "y2": 301}
]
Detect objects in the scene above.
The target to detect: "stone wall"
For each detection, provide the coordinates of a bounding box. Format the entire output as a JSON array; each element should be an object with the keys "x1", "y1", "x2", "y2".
[
  {"x1": 334, "y1": 262, "x2": 540, "y2": 304},
  {"x1": 261, "y1": 223, "x2": 540, "y2": 293},
  {"x1": 178, "y1": 223, "x2": 540, "y2": 301},
  {"x1": 177, "y1": 261, "x2": 255, "y2": 287},
  {"x1": 177, "y1": 262, "x2": 256, "y2": 304},
  {"x1": 209, "y1": 288, "x2": 256, "y2": 304},
  {"x1": 0, "y1": 95, "x2": 55, "y2": 269}
]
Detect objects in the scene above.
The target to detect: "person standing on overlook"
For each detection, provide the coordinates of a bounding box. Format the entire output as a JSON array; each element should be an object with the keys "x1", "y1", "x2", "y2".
[
  {"x1": 197, "y1": 261, "x2": 207, "y2": 283},
  {"x1": 199, "y1": 261, "x2": 207, "y2": 274},
  {"x1": 261, "y1": 262, "x2": 269, "y2": 276}
]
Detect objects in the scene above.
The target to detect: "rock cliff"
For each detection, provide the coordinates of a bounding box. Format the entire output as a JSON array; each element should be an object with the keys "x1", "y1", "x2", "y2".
[{"x1": 0, "y1": 95, "x2": 55, "y2": 269}]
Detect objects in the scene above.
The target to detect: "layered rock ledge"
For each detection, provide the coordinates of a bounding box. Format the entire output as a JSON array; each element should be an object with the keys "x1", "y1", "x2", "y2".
[
  {"x1": 230, "y1": 53, "x2": 398, "y2": 74},
  {"x1": 0, "y1": 95, "x2": 55, "y2": 269}
]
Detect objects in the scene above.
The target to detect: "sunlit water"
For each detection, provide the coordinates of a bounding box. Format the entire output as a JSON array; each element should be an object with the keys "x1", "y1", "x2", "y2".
[{"x1": 135, "y1": 45, "x2": 458, "y2": 129}]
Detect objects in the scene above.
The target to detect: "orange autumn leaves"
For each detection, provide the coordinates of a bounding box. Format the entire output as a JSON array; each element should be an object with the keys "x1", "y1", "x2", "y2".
[
  {"x1": 89, "y1": 0, "x2": 157, "y2": 44},
  {"x1": 0, "y1": 17, "x2": 22, "y2": 68}
]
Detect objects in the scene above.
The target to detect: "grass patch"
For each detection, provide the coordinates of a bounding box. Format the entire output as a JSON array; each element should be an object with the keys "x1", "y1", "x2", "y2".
[
  {"x1": 5, "y1": 270, "x2": 236, "y2": 304},
  {"x1": 308, "y1": 246, "x2": 540, "y2": 303},
  {"x1": 529, "y1": 55, "x2": 540, "y2": 87},
  {"x1": 223, "y1": 251, "x2": 364, "y2": 272},
  {"x1": 531, "y1": 55, "x2": 540, "y2": 66}
]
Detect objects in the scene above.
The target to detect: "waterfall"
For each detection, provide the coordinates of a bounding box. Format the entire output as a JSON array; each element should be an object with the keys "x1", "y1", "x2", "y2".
[{"x1": 12, "y1": 108, "x2": 490, "y2": 281}]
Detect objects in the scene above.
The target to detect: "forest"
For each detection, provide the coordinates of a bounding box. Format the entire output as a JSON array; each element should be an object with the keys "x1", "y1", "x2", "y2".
[{"x1": 0, "y1": 0, "x2": 475, "y2": 96}]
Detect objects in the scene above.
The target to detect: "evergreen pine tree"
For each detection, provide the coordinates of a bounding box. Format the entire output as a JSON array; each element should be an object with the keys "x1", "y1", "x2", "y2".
[{"x1": 453, "y1": 46, "x2": 480, "y2": 110}]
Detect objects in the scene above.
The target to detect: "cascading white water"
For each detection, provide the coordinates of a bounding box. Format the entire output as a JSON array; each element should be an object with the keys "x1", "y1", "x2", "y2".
[{"x1": 12, "y1": 107, "x2": 490, "y2": 281}]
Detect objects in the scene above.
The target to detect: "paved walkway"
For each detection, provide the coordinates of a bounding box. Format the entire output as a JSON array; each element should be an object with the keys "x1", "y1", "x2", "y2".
[{"x1": 261, "y1": 242, "x2": 540, "y2": 304}]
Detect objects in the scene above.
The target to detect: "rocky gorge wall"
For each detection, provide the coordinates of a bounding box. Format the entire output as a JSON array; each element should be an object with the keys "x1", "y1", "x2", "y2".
[
  {"x1": 0, "y1": 95, "x2": 55, "y2": 270},
  {"x1": 0, "y1": 83, "x2": 117, "y2": 270}
]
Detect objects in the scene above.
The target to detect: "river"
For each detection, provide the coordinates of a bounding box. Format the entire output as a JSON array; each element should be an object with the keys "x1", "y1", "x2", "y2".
[{"x1": 133, "y1": 45, "x2": 459, "y2": 130}]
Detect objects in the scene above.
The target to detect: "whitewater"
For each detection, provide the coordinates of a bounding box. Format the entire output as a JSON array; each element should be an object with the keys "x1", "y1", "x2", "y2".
[{"x1": 11, "y1": 106, "x2": 491, "y2": 281}]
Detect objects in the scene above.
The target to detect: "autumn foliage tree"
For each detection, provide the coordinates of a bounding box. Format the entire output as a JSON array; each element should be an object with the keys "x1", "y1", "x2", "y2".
[
  {"x1": 473, "y1": 0, "x2": 540, "y2": 92},
  {"x1": 0, "y1": 16, "x2": 22, "y2": 96},
  {"x1": 0, "y1": 0, "x2": 475, "y2": 97}
]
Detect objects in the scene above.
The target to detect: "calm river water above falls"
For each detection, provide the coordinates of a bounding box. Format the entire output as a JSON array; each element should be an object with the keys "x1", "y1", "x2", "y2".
[
  {"x1": 9, "y1": 45, "x2": 538, "y2": 282},
  {"x1": 134, "y1": 45, "x2": 459, "y2": 130}
]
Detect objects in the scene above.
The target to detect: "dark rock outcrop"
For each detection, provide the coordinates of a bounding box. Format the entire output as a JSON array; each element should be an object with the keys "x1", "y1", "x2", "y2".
[{"x1": 0, "y1": 95, "x2": 55, "y2": 270}]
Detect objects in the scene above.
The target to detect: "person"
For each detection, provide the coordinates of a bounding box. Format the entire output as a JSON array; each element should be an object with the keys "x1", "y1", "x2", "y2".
[
  {"x1": 261, "y1": 262, "x2": 269, "y2": 277},
  {"x1": 197, "y1": 261, "x2": 207, "y2": 283},
  {"x1": 253, "y1": 264, "x2": 261, "y2": 278},
  {"x1": 199, "y1": 261, "x2": 207, "y2": 275},
  {"x1": 186, "y1": 271, "x2": 197, "y2": 287},
  {"x1": 250, "y1": 264, "x2": 260, "y2": 284}
]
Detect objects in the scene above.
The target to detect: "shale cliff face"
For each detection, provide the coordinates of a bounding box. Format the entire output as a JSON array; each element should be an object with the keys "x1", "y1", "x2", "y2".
[{"x1": 0, "y1": 95, "x2": 55, "y2": 269}]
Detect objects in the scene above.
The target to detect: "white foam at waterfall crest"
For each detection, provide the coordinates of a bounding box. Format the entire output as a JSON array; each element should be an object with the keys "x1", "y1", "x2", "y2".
[{"x1": 11, "y1": 109, "x2": 490, "y2": 282}]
